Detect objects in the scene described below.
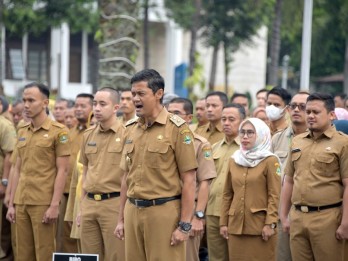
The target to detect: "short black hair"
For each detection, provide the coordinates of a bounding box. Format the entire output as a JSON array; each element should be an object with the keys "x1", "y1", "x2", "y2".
[
  {"x1": 206, "y1": 91, "x2": 228, "y2": 106},
  {"x1": 131, "y1": 69, "x2": 165, "y2": 102},
  {"x1": 97, "y1": 87, "x2": 120, "y2": 104},
  {"x1": 55, "y1": 98, "x2": 69, "y2": 106},
  {"x1": 76, "y1": 93, "x2": 94, "y2": 106},
  {"x1": 256, "y1": 88, "x2": 268, "y2": 95},
  {"x1": 267, "y1": 86, "x2": 292, "y2": 105},
  {"x1": 307, "y1": 93, "x2": 335, "y2": 112},
  {"x1": 12, "y1": 99, "x2": 23, "y2": 107},
  {"x1": 169, "y1": 97, "x2": 193, "y2": 114},
  {"x1": 335, "y1": 93, "x2": 347, "y2": 100},
  {"x1": 231, "y1": 93, "x2": 248, "y2": 102},
  {"x1": 24, "y1": 82, "x2": 50, "y2": 99},
  {"x1": 121, "y1": 88, "x2": 132, "y2": 93},
  {"x1": 223, "y1": 103, "x2": 246, "y2": 120}
]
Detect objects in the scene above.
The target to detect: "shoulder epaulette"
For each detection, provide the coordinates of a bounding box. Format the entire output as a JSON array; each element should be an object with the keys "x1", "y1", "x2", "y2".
[
  {"x1": 170, "y1": 114, "x2": 186, "y2": 127},
  {"x1": 125, "y1": 118, "x2": 138, "y2": 127},
  {"x1": 52, "y1": 121, "x2": 65, "y2": 129}
]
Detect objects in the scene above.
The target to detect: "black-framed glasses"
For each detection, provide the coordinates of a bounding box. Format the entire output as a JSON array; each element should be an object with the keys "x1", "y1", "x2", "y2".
[
  {"x1": 289, "y1": 103, "x2": 306, "y2": 111},
  {"x1": 239, "y1": 130, "x2": 255, "y2": 138}
]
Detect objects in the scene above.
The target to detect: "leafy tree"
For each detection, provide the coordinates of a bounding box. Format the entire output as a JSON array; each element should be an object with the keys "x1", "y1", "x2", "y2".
[{"x1": 201, "y1": 0, "x2": 273, "y2": 91}]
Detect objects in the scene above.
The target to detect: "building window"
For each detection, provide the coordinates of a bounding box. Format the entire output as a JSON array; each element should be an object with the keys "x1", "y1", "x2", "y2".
[
  {"x1": 69, "y1": 32, "x2": 82, "y2": 83},
  {"x1": 5, "y1": 32, "x2": 24, "y2": 80},
  {"x1": 27, "y1": 31, "x2": 49, "y2": 82}
]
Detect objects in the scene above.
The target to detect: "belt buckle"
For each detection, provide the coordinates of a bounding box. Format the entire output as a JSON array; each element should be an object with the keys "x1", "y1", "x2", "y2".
[
  {"x1": 134, "y1": 199, "x2": 143, "y2": 208},
  {"x1": 94, "y1": 194, "x2": 102, "y2": 201},
  {"x1": 300, "y1": 206, "x2": 309, "y2": 213}
]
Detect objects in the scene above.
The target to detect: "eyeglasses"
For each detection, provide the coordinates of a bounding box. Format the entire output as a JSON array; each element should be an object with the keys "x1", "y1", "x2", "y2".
[
  {"x1": 289, "y1": 103, "x2": 306, "y2": 111},
  {"x1": 239, "y1": 130, "x2": 255, "y2": 138}
]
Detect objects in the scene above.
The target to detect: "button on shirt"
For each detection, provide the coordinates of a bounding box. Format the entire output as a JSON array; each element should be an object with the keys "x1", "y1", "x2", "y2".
[
  {"x1": 120, "y1": 108, "x2": 198, "y2": 200},
  {"x1": 15, "y1": 118, "x2": 70, "y2": 205},
  {"x1": 80, "y1": 121, "x2": 125, "y2": 194},
  {"x1": 206, "y1": 137, "x2": 240, "y2": 217},
  {"x1": 285, "y1": 126, "x2": 348, "y2": 206}
]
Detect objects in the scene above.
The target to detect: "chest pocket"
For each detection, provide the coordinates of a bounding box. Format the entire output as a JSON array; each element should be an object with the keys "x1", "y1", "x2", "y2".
[
  {"x1": 275, "y1": 151, "x2": 288, "y2": 165},
  {"x1": 145, "y1": 142, "x2": 170, "y2": 168},
  {"x1": 107, "y1": 141, "x2": 123, "y2": 165},
  {"x1": 85, "y1": 146, "x2": 98, "y2": 165},
  {"x1": 312, "y1": 154, "x2": 338, "y2": 177}
]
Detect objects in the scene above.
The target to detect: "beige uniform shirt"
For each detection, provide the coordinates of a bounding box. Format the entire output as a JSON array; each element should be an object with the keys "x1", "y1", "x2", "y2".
[
  {"x1": 220, "y1": 156, "x2": 281, "y2": 235},
  {"x1": 271, "y1": 126, "x2": 293, "y2": 180},
  {"x1": 206, "y1": 137, "x2": 240, "y2": 217},
  {"x1": 15, "y1": 117, "x2": 70, "y2": 205},
  {"x1": 285, "y1": 126, "x2": 348, "y2": 205},
  {"x1": 80, "y1": 120, "x2": 125, "y2": 194},
  {"x1": 194, "y1": 122, "x2": 224, "y2": 146},
  {"x1": 120, "y1": 107, "x2": 198, "y2": 200},
  {"x1": 64, "y1": 124, "x2": 86, "y2": 193},
  {"x1": 194, "y1": 133, "x2": 217, "y2": 198},
  {"x1": 0, "y1": 116, "x2": 17, "y2": 178}
]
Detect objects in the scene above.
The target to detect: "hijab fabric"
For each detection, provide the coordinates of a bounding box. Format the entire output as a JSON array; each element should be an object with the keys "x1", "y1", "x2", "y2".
[{"x1": 233, "y1": 118, "x2": 278, "y2": 167}]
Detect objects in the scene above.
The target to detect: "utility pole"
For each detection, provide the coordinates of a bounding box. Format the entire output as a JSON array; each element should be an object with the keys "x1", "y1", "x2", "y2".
[{"x1": 300, "y1": 0, "x2": 313, "y2": 91}]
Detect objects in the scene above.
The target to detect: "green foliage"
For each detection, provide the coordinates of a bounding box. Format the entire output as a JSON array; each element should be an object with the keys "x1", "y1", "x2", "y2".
[
  {"x1": 185, "y1": 51, "x2": 205, "y2": 97},
  {"x1": 2, "y1": 0, "x2": 98, "y2": 36},
  {"x1": 280, "y1": 0, "x2": 347, "y2": 78},
  {"x1": 164, "y1": 0, "x2": 199, "y2": 31}
]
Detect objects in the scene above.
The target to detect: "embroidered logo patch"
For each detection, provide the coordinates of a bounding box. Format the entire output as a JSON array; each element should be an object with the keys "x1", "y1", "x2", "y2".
[
  {"x1": 58, "y1": 132, "x2": 68, "y2": 144},
  {"x1": 275, "y1": 162, "x2": 281, "y2": 176},
  {"x1": 184, "y1": 135, "x2": 192, "y2": 145},
  {"x1": 203, "y1": 147, "x2": 212, "y2": 159}
]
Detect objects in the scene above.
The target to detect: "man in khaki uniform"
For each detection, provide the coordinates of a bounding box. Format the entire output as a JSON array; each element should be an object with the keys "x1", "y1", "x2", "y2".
[
  {"x1": 10, "y1": 100, "x2": 24, "y2": 128},
  {"x1": 53, "y1": 98, "x2": 69, "y2": 124},
  {"x1": 119, "y1": 89, "x2": 137, "y2": 125},
  {"x1": 195, "y1": 92, "x2": 227, "y2": 145},
  {"x1": 206, "y1": 103, "x2": 246, "y2": 261},
  {"x1": 281, "y1": 93, "x2": 348, "y2": 260},
  {"x1": 190, "y1": 98, "x2": 209, "y2": 132},
  {"x1": 115, "y1": 69, "x2": 198, "y2": 261},
  {"x1": 266, "y1": 87, "x2": 291, "y2": 135},
  {"x1": 0, "y1": 116, "x2": 16, "y2": 261},
  {"x1": 58, "y1": 93, "x2": 94, "y2": 253},
  {"x1": 271, "y1": 91, "x2": 309, "y2": 261},
  {"x1": 7, "y1": 82, "x2": 70, "y2": 261},
  {"x1": 78, "y1": 88, "x2": 125, "y2": 260},
  {"x1": 168, "y1": 98, "x2": 217, "y2": 261}
]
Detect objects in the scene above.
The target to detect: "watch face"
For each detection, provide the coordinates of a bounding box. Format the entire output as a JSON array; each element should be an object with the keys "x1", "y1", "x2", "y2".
[
  {"x1": 179, "y1": 221, "x2": 192, "y2": 232},
  {"x1": 195, "y1": 211, "x2": 204, "y2": 219}
]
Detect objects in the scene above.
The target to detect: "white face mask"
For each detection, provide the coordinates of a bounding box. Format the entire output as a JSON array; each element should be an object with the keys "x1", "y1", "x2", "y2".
[{"x1": 266, "y1": 105, "x2": 285, "y2": 121}]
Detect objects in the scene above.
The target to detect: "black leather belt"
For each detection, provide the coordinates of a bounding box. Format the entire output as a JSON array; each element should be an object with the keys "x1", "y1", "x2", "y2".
[
  {"x1": 294, "y1": 202, "x2": 342, "y2": 213},
  {"x1": 128, "y1": 195, "x2": 181, "y2": 208},
  {"x1": 87, "y1": 192, "x2": 120, "y2": 201}
]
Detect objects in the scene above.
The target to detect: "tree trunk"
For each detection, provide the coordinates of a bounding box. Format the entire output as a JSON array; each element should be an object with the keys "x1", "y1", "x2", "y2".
[
  {"x1": 268, "y1": 0, "x2": 282, "y2": 86},
  {"x1": 209, "y1": 44, "x2": 219, "y2": 92},
  {"x1": 224, "y1": 43, "x2": 229, "y2": 94},
  {"x1": 344, "y1": 37, "x2": 348, "y2": 94},
  {"x1": 143, "y1": 0, "x2": 149, "y2": 69},
  {"x1": 188, "y1": 0, "x2": 201, "y2": 77},
  {"x1": 98, "y1": 0, "x2": 140, "y2": 90}
]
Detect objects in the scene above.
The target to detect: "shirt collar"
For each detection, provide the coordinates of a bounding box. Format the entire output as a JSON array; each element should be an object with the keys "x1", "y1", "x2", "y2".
[
  {"x1": 138, "y1": 106, "x2": 167, "y2": 128},
  {"x1": 305, "y1": 125, "x2": 336, "y2": 139},
  {"x1": 29, "y1": 117, "x2": 51, "y2": 131}
]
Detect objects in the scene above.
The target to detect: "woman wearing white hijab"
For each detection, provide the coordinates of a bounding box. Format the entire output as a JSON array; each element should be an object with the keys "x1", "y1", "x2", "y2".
[{"x1": 220, "y1": 118, "x2": 281, "y2": 261}]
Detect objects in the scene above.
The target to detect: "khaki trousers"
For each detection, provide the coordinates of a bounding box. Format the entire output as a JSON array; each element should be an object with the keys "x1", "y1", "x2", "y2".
[
  {"x1": 56, "y1": 194, "x2": 78, "y2": 253},
  {"x1": 15, "y1": 205, "x2": 56, "y2": 261},
  {"x1": 206, "y1": 215, "x2": 228, "y2": 261},
  {"x1": 186, "y1": 233, "x2": 202, "y2": 261},
  {"x1": 276, "y1": 220, "x2": 292, "y2": 261},
  {"x1": 80, "y1": 196, "x2": 124, "y2": 261},
  {"x1": 290, "y1": 207, "x2": 347, "y2": 261},
  {"x1": 124, "y1": 199, "x2": 185, "y2": 261}
]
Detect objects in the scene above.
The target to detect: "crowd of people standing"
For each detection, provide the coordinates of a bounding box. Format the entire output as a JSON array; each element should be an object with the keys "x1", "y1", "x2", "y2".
[{"x1": 0, "y1": 68, "x2": 347, "y2": 261}]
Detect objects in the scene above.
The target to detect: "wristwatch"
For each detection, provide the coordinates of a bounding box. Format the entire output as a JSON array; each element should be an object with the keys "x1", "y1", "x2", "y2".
[
  {"x1": 178, "y1": 221, "x2": 192, "y2": 233},
  {"x1": 195, "y1": 210, "x2": 205, "y2": 219},
  {"x1": 270, "y1": 223, "x2": 277, "y2": 229},
  {"x1": 1, "y1": 179, "x2": 8, "y2": 187}
]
